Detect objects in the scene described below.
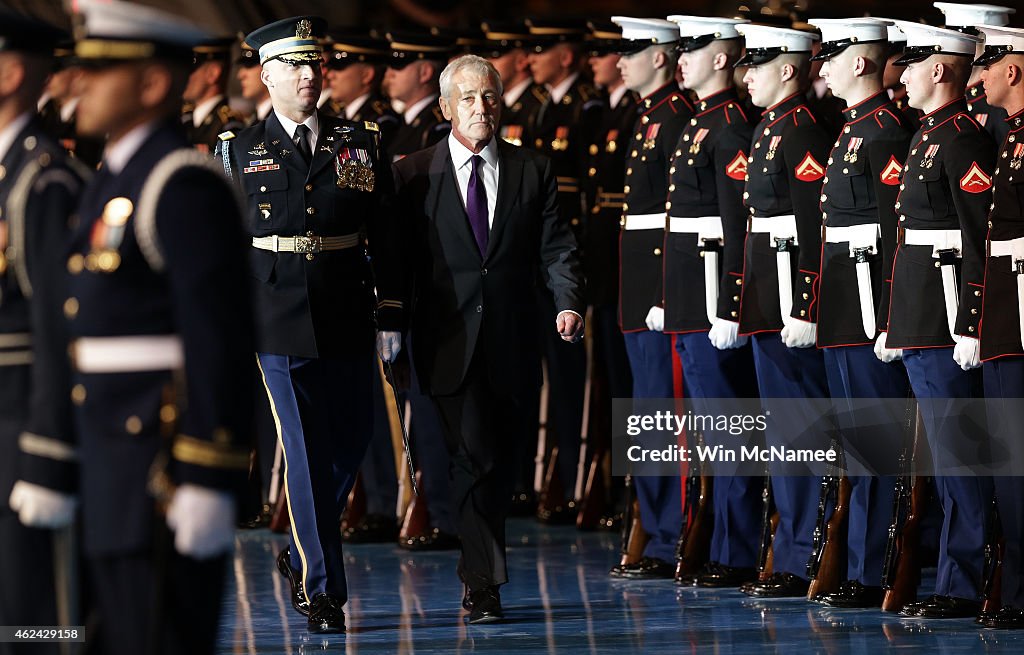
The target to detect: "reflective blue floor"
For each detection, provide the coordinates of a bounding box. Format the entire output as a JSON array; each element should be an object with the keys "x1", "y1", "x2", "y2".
[{"x1": 219, "y1": 519, "x2": 1024, "y2": 654}]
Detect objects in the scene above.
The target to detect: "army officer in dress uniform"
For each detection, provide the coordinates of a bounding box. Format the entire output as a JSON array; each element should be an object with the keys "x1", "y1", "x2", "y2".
[
  {"x1": 384, "y1": 31, "x2": 455, "y2": 161},
  {"x1": 883, "y1": 21, "x2": 995, "y2": 620},
  {"x1": 19, "y1": 1, "x2": 258, "y2": 653},
  {"x1": 807, "y1": 17, "x2": 914, "y2": 608},
  {"x1": 325, "y1": 35, "x2": 401, "y2": 152},
  {"x1": 218, "y1": 15, "x2": 403, "y2": 634},
  {"x1": 482, "y1": 21, "x2": 547, "y2": 151},
  {"x1": 0, "y1": 11, "x2": 85, "y2": 652},
  {"x1": 975, "y1": 24, "x2": 1024, "y2": 629},
  {"x1": 182, "y1": 37, "x2": 246, "y2": 153}
]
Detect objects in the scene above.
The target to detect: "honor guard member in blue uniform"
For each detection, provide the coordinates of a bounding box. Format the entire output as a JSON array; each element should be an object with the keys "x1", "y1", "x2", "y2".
[
  {"x1": 732, "y1": 23, "x2": 834, "y2": 599},
  {"x1": 37, "y1": 1, "x2": 257, "y2": 652},
  {"x1": 609, "y1": 17, "x2": 691, "y2": 579},
  {"x1": 482, "y1": 21, "x2": 548, "y2": 152},
  {"x1": 0, "y1": 11, "x2": 83, "y2": 650},
  {"x1": 662, "y1": 15, "x2": 763, "y2": 589},
  {"x1": 881, "y1": 21, "x2": 995, "y2": 619},
  {"x1": 182, "y1": 37, "x2": 246, "y2": 154},
  {"x1": 384, "y1": 31, "x2": 455, "y2": 161},
  {"x1": 936, "y1": 2, "x2": 1016, "y2": 148},
  {"x1": 974, "y1": 24, "x2": 1024, "y2": 629},
  {"x1": 237, "y1": 41, "x2": 274, "y2": 127},
  {"x1": 806, "y1": 17, "x2": 915, "y2": 608},
  {"x1": 37, "y1": 41, "x2": 104, "y2": 168},
  {"x1": 325, "y1": 35, "x2": 402, "y2": 152},
  {"x1": 220, "y1": 16, "x2": 404, "y2": 632}
]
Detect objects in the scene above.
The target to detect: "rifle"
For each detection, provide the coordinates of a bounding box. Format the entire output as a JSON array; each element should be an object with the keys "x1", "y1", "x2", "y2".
[
  {"x1": 619, "y1": 474, "x2": 649, "y2": 566},
  {"x1": 980, "y1": 496, "x2": 1004, "y2": 617},
  {"x1": 576, "y1": 308, "x2": 612, "y2": 530},
  {"x1": 881, "y1": 403, "x2": 926, "y2": 612},
  {"x1": 674, "y1": 431, "x2": 714, "y2": 581},
  {"x1": 756, "y1": 467, "x2": 778, "y2": 581},
  {"x1": 806, "y1": 438, "x2": 849, "y2": 600}
]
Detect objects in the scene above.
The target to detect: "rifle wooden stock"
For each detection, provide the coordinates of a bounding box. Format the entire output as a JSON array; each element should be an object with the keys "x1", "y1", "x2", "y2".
[
  {"x1": 538, "y1": 446, "x2": 571, "y2": 520},
  {"x1": 620, "y1": 476, "x2": 649, "y2": 566},
  {"x1": 399, "y1": 470, "x2": 429, "y2": 540},
  {"x1": 675, "y1": 472, "x2": 714, "y2": 578},
  {"x1": 341, "y1": 473, "x2": 367, "y2": 534},
  {"x1": 981, "y1": 497, "x2": 1005, "y2": 616},
  {"x1": 757, "y1": 472, "x2": 777, "y2": 580},
  {"x1": 881, "y1": 408, "x2": 927, "y2": 612},
  {"x1": 761, "y1": 512, "x2": 780, "y2": 581},
  {"x1": 806, "y1": 475, "x2": 850, "y2": 600},
  {"x1": 576, "y1": 447, "x2": 608, "y2": 530}
]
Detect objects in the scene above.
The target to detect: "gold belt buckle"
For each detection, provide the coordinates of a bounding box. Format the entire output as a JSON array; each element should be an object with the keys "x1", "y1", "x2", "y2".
[{"x1": 293, "y1": 234, "x2": 322, "y2": 254}]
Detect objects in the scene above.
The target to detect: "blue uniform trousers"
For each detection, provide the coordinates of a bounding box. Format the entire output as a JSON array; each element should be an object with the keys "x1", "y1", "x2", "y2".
[
  {"x1": 674, "y1": 331, "x2": 762, "y2": 568},
  {"x1": 623, "y1": 330, "x2": 682, "y2": 562},
  {"x1": 903, "y1": 347, "x2": 991, "y2": 599},
  {"x1": 751, "y1": 332, "x2": 829, "y2": 579},
  {"x1": 823, "y1": 345, "x2": 910, "y2": 584},
  {"x1": 257, "y1": 353, "x2": 374, "y2": 602}
]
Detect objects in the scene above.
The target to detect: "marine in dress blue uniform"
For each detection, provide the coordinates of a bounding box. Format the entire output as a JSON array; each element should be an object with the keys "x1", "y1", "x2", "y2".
[
  {"x1": 732, "y1": 24, "x2": 834, "y2": 599},
  {"x1": 0, "y1": 12, "x2": 83, "y2": 654},
  {"x1": 662, "y1": 15, "x2": 763, "y2": 589},
  {"x1": 609, "y1": 17, "x2": 692, "y2": 579},
  {"x1": 23, "y1": 2, "x2": 257, "y2": 653},
  {"x1": 807, "y1": 17, "x2": 914, "y2": 608},
  {"x1": 884, "y1": 21, "x2": 995, "y2": 620},
  {"x1": 974, "y1": 25, "x2": 1024, "y2": 629},
  {"x1": 218, "y1": 15, "x2": 403, "y2": 633}
]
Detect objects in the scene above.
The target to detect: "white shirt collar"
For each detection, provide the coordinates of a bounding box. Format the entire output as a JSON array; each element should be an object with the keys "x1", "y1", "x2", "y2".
[
  {"x1": 274, "y1": 110, "x2": 319, "y2": 142},
  {"x1": 37, "y1": 92, "x2": 53, "y2": 113},
  {"x1": 344, "y1": 93, "x2": 371, "y2": 121},
  {"x1": 503, "y1": 78, "x2": 532, "y2": 107},
  {"x1": 60, "y1": 97, "x2": 80, "y2": 124},
  {"x1": 546, "y1": 72, "x2": 579, "y2": 105},
  {"x1": 447, "y1": 132, "x2": 498, "y2": 171},
  {"x1": 256, "y1": 97, "x2": 273, "y2": 121},
  {"x1": 609, "y1": 85, "x2": 629, "y2": 110},
  {"x1": 403, "y1": 94, "x2": 438, "y2": 125},
  {"x1": 102, "y1": 120, "x2": 159, "y2": 175},
  {"x1": 192, "y1": 94, "x2": 224, "y2": 128},
  {"x1": 0, "y1": 112, "x2": 33, "y2": 164},
  {"x1": 317, "y1": 88, "x2": 333, "y2": 109}
]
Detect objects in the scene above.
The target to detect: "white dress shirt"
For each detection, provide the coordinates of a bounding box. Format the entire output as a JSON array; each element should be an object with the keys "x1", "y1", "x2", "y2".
[
  {"x1": 609, "y1": 84, "x2": 629, "y2": 110},
  {"x1": 546, "y1": 72, "x2": 579, "y2": 105},
  {"x1": 403, "y1": 94, "x2": 439, "y2": 125},
  {"x1": 274, "y1": 111, "x2": 319, "y2": 153},
  {"x1": 344, "y1": 93, "x2": 371, "y2": 121},
  {"x1": 255, "y1": 97, "x2": 273, "y2": 121},
  {"x1": 448, "y1": 133, "x2": 499, "y2": 228},
  {"x1": 503, "y1": 78, "x2": 532, "y2": 108},
  {"x1": 103, "y1": 120, "x2": 159, "y2": 175},
  {"x1": 192, "y1": 95, "x2": 223, "y2": 128}
]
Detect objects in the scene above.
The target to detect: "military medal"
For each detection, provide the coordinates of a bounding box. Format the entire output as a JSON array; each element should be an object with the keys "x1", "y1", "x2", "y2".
[
  {"x1": 336, "y1": 148, "x2": 375, "y2": 192},
  {"x1": 689, "y1": 128, "x2": 709, "y2": 155},
  {"x1": 765, "y1": 135, "x2": 782, "y2": 161},
  {"x1": 643, "y1": 123, "x2": 661, "y2": 151},
  {"x1": 921, "y1": 144, "x2": 940, "y2": 169},
  {"x1": 844, "y1": 137, "x2": 863, "y2": 163},
  {"x1": 501, "y1": 125, "x2": 523, "y2": 147},
  {"x1": 551, "y1": 126, "x2": 570, "y2": 152},
  {"x1": 1010, "y1": 143, "x2": 1024, "y2": 171},
  {"x1": 87, "y1": 197, "x2": 132, "y2": 273},
  {"x1": 605, "y1": 129, "x2": 618, "y2": 153}
]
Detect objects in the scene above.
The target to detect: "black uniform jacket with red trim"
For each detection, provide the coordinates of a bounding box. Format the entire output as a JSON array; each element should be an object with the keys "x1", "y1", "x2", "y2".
[{"x1": 885, "y1": 98, "x2": 995, "y2": 349}]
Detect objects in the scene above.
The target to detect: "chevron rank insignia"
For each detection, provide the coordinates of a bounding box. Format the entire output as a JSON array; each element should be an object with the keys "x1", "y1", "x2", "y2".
[
  {"x1": 794, "y1": 152, "x2": 825, "y2": 182},
  {"x1": 959, "y1": 162, "x2": 992, "y2": 193},
  {"x1": 725, "y1": 151, "x2": 748, "y2": 181},
  {"x1": 879, "y1": 156, "x2": 902, "y2": 186}
]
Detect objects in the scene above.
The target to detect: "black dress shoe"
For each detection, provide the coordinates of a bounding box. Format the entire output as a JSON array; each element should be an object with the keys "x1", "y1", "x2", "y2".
[
  {"x1": 982, "y1": 605, "x2": 1024, "y2": 629},
  {"x1": 276, "y1": 547, "x2": 310, "y2": 616},
  {"x1": 817, "y1": 580, "x2": 883, "y2": 608},
  {"x1": 342, "y1": 514, "x2": 399, "y2": 543},
  {"x1": 466, "y1": 587, "x2": 503, "y2": 624},
  {"x1": 617, "y1": 557, "x2": 675, "y2": 580},
  {"x1": 899, "y1": 594, "x2": 981, "y2": 619},
  {"x1": 739, "y1": 572, "x2": 810, "y2": 598},
  {"x1": 697, "y1": 563, "x2": 758, "y2": 588},
  {"x1": 399, "y1": 528, "x2": 460, "y2": 551},
  {"x1": 307, "y1": 593, "x2": 345, "y2": 633}
]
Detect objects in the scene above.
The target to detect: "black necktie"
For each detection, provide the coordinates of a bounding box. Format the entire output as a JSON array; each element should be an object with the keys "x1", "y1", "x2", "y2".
[{"x1": 292, "y1": 124, "x2": 312, "y2": 165}]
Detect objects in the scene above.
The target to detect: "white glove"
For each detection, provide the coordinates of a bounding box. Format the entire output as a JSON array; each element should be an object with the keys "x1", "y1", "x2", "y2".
[
  {"x1": 952, "y1": 336, "x2": 981, "y2": 371},
  {"x1": 375, "y1": 330, "x2": 402, "y2": 363},
  {"x1": 708, "y1": 319, "x2": 748, "y2": 350},
  {"x1": 873, "y1": 332, "x2": 903, "y2": 363},
  {"x1": 780, "y1": 316, "x2": 817, "y2": 348},
  {"x1": 165, "y1": 484, "x2": 236, "y2": 560},
  {"x1": 8, "y1": 481, "x2": 77, "y2": 529},
  {"x1": 645, "y1": 306, "x2": 665, "y2": 332}
]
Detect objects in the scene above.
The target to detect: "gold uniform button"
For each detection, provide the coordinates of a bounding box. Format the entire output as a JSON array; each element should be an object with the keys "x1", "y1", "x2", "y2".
[
  {"x1": 535, "y1": 138, "x2": 543, "y2": 148},
  {"x1": 802, "y1": 293, "x2": 809, "y2": 300},
  {"x1": 971, "y1": 308, "x2": 978, "y2": 315},
  {"x1": 804, "y1": 276, "x2": 812, "y2": 283},
  {"x1": 627, "y1": 168, "x2": 634, "y2": 175},
  {"x1": 743, "y1": 192, "x2": 750, "y2": 199},
  {"x1": 919, "y1": 175, "x2": 924, "y2": 180},
  {"x1": 699, "y1": 251, "x2": 706, "y2": 258},
  {"x1": 730, "y1": 311, "x2": 738, "y2": 318},
  {"x1": 623, "y1": 203, "x2": 629, "y2": 211},
  {"x1": 668, "y1": 167, "x2": 675, "y2": 174},
  {"x1": 733, "y1": 295, "x2": 739, "y2": 302},
  {"x1": 754, "y1": 142, "x2": 761, "y2": 149},
  {"x1": 160, "y1": 404, "x2": 178, "y2": 423},
  {"x1": 975, "y1": 290, "x2": 982, "y2": 297},
  {"x1": 823, "y1": 177, "x2": 829, "y2": 184},
  {"x1": 260, "y1": 185, "x2": 267, "y2": 192},
  {"x1": 641, "y1": 116, "x2": 650, "y2": 125},
  {"x1": 969, "y1": 326, "x2": 976, "y2": 333},
  {"x1": 821, "y1": 194, "x2": 827, "y2": 202},
  {"x1": 800, "y1": 310, "x2": 807, "y2": 317},
  {"x1": 844, "y1": 126, "x2": 851, "y2": 133},
  {"x1": 589, "y1": 144, "x2": 599, "y2": 156},
  {"x1": 675, "y1": 149, "x2": 683, "y2": 156},
  {"x1": 934, "y1": 261, "x2": 941, "y2": 268},
  {"x1": 635, "y1": 133, "x2": 643, "y2": 141},
  {"x1": 842, "y1": 168, "x2": 848, "y2": 174},
  {"x1": 588, "y1": 167, "x2": 597, "y2": 177},
  {"x1": 571, "y1": 218, "x2": 580, "y2": 226},
  {"x1": 895, "y1": 202, "x2": 901, "y2": 209},
  {"x1": 624, "y1": 185, "x2": 631, "y2": 193},
  {"x1": 900, "y1": 184, "x2": 905, "y2": 190},
  {"x1": 619, "y1": 218, "x2": 626, "y2": 228},
  {"x1": 763, "y1": 128, "x2": 770, "y2": 136},
  {"x1": 305, "y1": 184, "x2": 313, "y2": 192},
  {"x1": 922, "y1": 134, "x2": 929, "y2": 141},
  {"x1": 631, "y1": 150, "x2": 638, "y2": 157},
  {"x1": 306, "y1": 207, "x2": 316, "y2": 215},
  {"x1": 668, "y1": 184, "x2": 675, "y2": 192},
  {"x1": 125, "y1": 416, "x2": 143, "y2": 435},
  {"x1": 63, "y1": 297, "x2": 79, "y2": 319},
  {"x1": 736, "y1": 279, "x2": 743, "y2": 286},
  {"x1": 67, "y1": 254, "x2": 84, "y2": 274},
  {"x1": 665, "y1": 201, "x2": 672, "y2": 210},
  {"x1": 71, "y1": 384, "x2": 86, "y2": 405},
  {"x1": 653, "y1": 248, "x2": 662, "y2": 256},
  {"x1": 828, "y1": 158, "x2": 834, "y2": 165},
  {"x1": 687, "y1": 159, "x2": 694, "y2": 166},
  {"x1": 691, "y1": 119, "x2": 698, "y2": 126}
]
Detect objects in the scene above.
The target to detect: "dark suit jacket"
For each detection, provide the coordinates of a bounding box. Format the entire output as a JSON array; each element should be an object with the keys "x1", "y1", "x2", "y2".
[{"x1": 392, "y1": 138, "x2": 584, "y2": 399}]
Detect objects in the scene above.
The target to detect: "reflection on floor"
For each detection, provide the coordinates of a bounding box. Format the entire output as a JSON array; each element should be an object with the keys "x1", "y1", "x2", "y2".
[{"x1": 219, "y1": 518, "x2": 1024, "y2": 654}]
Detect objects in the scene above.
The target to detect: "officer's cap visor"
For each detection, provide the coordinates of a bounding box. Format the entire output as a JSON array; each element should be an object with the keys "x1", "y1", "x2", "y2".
[
  {"x1": 973, "y1": 45, "x2": 1016, "y2": 67},
  {"x1": 676, "y1": 33, "x2": 719, "y2": 54},
  {"x1": 734, "y1": 48, "x2": 784, "y2": 67}
]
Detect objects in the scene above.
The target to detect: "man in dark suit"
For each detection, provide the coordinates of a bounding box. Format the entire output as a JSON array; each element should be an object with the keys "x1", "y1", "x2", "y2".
[{"x1": 391, "y1": 54, "x2": 584, "y2": 623}]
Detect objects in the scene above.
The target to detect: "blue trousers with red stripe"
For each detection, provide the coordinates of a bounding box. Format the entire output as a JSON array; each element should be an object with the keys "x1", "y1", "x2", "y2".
[
  {"x1": 674, "y1": 331, "x2": 762, "y2": 569},
  {"x1": 258, "y1": 352, "x2": 374, "y2": 602}
]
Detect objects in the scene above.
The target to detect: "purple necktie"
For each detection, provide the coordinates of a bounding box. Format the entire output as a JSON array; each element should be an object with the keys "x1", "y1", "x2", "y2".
[{"x1": 466, "y1": 155, "x2": 489, "y2": 255}]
